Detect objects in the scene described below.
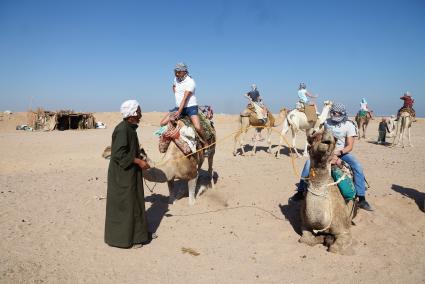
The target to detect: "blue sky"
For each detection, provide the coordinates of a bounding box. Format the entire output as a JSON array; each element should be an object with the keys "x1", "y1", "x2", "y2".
[{"x1": 1, "y1": 0, "x2": 424, "y2": 116}]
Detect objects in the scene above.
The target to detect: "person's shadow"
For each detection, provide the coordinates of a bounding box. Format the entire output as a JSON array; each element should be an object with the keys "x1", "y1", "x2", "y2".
[
  {"x1": 391, "y1": 184, "x2": 425, "y2": 212},
  {"x1": 279, "y1": 200, "x2": 302, "y2": 236},
  {"x1": 145, "y1": 193, "x2": 170, "y2": 234}
]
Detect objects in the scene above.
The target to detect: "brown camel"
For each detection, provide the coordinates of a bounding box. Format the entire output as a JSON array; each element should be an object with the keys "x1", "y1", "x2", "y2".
[
  {"x1": 299, "y1": 127, "x2": 356, "y2": 253},
  {"x1": 103, "y1": 126, "x2": 216, "y2": 205},
  {"x1": 233, "y1": 108, "x2": 287, "y2": 156},
  {"x1": 355, "y1": 111, "x2": 372, "y2": 140}
]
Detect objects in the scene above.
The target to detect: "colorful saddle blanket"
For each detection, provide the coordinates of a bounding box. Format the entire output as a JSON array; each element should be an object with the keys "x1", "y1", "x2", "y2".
[
  {"x1": 331, "y1": 165, "x2": 356, "y2": 201},
  {"x1": 158, "y1": 108, "x2": 215, "y2": 155},
  {"x1": 358, "y1": 110, "x2": 368, "y2": 118}
]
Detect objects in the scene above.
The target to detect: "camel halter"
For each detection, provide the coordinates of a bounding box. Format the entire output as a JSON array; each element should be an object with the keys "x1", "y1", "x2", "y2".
[{"x1": 304, "y1": 172, "x2": 347, "y2": 233}]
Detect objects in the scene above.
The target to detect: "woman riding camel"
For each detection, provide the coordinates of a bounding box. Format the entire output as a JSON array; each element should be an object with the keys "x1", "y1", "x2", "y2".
[{"x1": 289, "y1": 103, "x2": 373, "y2": 211}]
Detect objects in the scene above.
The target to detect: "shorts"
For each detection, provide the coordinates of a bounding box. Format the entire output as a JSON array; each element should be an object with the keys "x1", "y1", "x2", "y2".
[{"x1": 170, "y1": 105, "x2": 198, "y2": 116}]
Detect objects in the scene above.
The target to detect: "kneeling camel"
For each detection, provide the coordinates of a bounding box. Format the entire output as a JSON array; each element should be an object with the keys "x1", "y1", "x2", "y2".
[{"x1": 299, "y1": 127, "x2": 356, "y2": 253}]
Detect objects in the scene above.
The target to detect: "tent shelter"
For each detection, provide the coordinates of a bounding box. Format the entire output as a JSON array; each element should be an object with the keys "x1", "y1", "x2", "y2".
[{"x1": 28, "y1": 108, "x2": 96, "y2": 131}]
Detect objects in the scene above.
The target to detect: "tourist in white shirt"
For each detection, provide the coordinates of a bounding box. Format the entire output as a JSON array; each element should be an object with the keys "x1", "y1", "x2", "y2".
[{"x1": 160, "y1": 63, "x2": 210, "y2": 154}]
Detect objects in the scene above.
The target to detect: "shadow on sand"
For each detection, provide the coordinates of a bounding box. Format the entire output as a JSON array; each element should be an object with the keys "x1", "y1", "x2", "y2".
[
  {"x1": 391, "y1": 184, "x2": 425, "y2": 212},
  {"x1": 366, "y1": 140, "x2": 391, "y2": 147},
  {"x1": 279, "y1": 202, "x2": 302, "y2": 236},
  {"x1": 272, "y1": 144, "x2": 304, "y2": 157},
  {"x1": 234, "y1": 144, "x2": 303, "y2": 157},
  {"x1": 145, "y1": 193, "x2": 169, "y2": 234}
]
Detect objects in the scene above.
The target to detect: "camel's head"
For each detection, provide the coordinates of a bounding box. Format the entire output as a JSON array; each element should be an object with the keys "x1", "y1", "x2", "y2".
[
  {"x1": 279, "y1": 107, "x2": 288, "y2": 118},
  {"x1": 307, "y1": 127, "x2": 336, "y2": 166},
  {"x1": 139, "y1": 147, "x2": 153, "y2": 164},
  {"x1": 101, "y1": 145, "x2": 152, "y2": 164},
  {"x1": 323, "y1": 100, "x2": 333, "y2": 108}
]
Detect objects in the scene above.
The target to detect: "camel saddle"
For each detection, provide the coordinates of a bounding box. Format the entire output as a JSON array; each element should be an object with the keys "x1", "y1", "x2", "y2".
[
  {"x1": 179, "y1": 110, "x2": 215, "y2": 144},
  {"x1": 397, "y1": 107, "x2": 416, "y2": 118},
  {"x1": 241, "y1": 105, "x2": 275, "y2": 126},
  {"x1": 158, "y1": 108, "x2": 215, "y2": 155},
  {"x1": 297, "y1": 103, "x2": 317, "y2": 123}
]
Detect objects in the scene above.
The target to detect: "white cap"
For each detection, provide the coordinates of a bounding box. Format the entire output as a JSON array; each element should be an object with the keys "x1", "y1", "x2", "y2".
[{"x1": 120, "y1": 100, "x2": 140, "y2": 118}]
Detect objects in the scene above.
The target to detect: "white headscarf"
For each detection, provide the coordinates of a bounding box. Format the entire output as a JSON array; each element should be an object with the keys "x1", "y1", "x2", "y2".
[{"x1": 120, "y1": 100, "x2": 140, "y2": 118}]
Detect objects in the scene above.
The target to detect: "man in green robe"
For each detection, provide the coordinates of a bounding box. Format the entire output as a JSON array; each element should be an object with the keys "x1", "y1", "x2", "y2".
[{"x1": 105, "y1": 100, "x2": 152, "y2": 248}]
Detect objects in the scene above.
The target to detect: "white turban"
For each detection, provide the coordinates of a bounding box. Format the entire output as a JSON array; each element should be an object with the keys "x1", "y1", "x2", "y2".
[{"x1": 120, "y1": 100, "x2": 140, "y2": 118}]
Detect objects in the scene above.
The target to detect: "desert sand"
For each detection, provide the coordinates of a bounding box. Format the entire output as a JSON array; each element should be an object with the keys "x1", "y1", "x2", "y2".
[{"x1": 0, "y1": 112, "x2": 424, "y2": 283}]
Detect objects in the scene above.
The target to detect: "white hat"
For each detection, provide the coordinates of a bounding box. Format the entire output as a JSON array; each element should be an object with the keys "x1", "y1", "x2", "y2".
[{"x1": 120, "y1": 100, "x2": 140, "y2": 118}]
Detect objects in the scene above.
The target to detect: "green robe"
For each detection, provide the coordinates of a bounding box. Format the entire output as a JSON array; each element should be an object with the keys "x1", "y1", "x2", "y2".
[{"x1": 104, "y1": 120, "x2": 148, "y2": 248}]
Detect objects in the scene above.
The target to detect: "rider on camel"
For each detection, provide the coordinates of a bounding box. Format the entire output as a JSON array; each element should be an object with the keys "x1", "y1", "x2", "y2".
[
  {"x1": 397, "y1": 91, "x2": 416, "y2": 120},
  {"x1": 358, "y1": 98, "x2": 372, "y2": 119},
  {"x1": 297, "y1": 83, "x2": 317, "y2": 109},
  {"x1": 244, "y1": 84, "x2": 269, "y2": 141},
  {"x1": 159, "y1": 63, "x2": 210, "y2": 156},
  {"x1": 244, "y1": 84, "x2": 268, "y2": 122}
]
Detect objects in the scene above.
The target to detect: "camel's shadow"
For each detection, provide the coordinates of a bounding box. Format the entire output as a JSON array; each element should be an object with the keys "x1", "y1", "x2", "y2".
[
  {"x1": 145, "y1": 193, "x2": 169, "y2": 234},
  {"x1": 235, "y1": 145, "x2": 271, "y2": 155},
  {"x1": 272, "y1": 144, "x2": 305, "y2": 157},
  {"x1": 279, "y1": 202, "x2": 302, "y2": 236},
  {"x1": 234, "y1": 144, "x2": 304, "y2": 157},
  {"x1": 391, "y1": 184, "x2": 425, "y2": 212}
]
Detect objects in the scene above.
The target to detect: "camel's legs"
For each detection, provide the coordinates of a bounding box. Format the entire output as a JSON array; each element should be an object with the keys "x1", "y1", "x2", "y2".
[
  {"x1": 233, "y1": 127, "x2": 248, "y2": 156},
  {"x1": 207, "y1": 150, "x2": 215, "y2": 189},
  {"x1": 302, "y1": 141, "x2": 309, "y2": 157},
  {"x1": 251, "y1": 129, "x2": 258, "y2": 155},
  {"x1": 239, "y1": 128, "x2": 247, "y2": 156},
  {"x1": 407, "y1": 123, "x2": 413, "y2": 147},
  {"x1": 328, "y1": 231, "x2": 352, "y2": 253},
  {"x1": 167, "y1": 180, "x2": 176, "y2": 204},
  {"x1": 275, "y1": 130, "x2": 284, "y2": 158},
  {"x1": 266, "y1": 128, "x2": 272, "y2": 153},
  {"x1": 292, "y1": 130, "x2": 301, "y2": 157},
  {"x1": 188, "y1": 174, "x2": 198, "y2": 205},
  {"x1": 275, "y1": 120, "x2": 289, "y2": 158},
  {"x1": 299, "y1": 228, "x2": 325, "y2": 246}
]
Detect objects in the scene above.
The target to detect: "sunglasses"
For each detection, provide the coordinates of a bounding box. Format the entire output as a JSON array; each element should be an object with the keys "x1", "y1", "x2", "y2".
[{"x1": 330, "y1": 111, "x2": 343, "y2": 115}]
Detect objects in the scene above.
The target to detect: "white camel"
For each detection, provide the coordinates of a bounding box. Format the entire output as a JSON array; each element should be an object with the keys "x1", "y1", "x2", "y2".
[
  {"x1": 274, "y1": 101, "x2": 333, "y2": 158},
  {"x1": 391, "y1": 111, "x2": 413, "y2": 148}
]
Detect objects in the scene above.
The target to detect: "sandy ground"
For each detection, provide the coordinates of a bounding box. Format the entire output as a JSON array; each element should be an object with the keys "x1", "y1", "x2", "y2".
[{"x1": 0, "y1": 112, "x2": 424, "y2": 283}]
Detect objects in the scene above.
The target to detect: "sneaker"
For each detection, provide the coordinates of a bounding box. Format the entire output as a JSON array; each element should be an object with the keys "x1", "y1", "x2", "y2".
[
  {"x1": 357, "y1": 200, "x2": 374, "y2": 211},
  {"x1": 289, "y1": 191, "x2": 304, "y2": 203}
]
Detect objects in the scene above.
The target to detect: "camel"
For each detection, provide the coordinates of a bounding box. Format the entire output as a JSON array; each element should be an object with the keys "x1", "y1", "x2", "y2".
[
  {"x1": 274, "y1": 101, "x2": 333, "y2": 158},
  {"x1": 299, "y1": 127, "x2": 356, "y2": 253},
  {"x1": 386, "y1": 116, "x2": 397, "y2": 138},
  {"x1": 355, "y1": 111, "x2": 372, "y2": 140},
  {"x1": 391, "y1": 111, "x2": 413, "y2": 148},
  {"x1": 233, "y1": 108, "x2": 287, "y2": 156},
  {"x1": 103, "y1": 126, "x2": 216, "y2": 205}
]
